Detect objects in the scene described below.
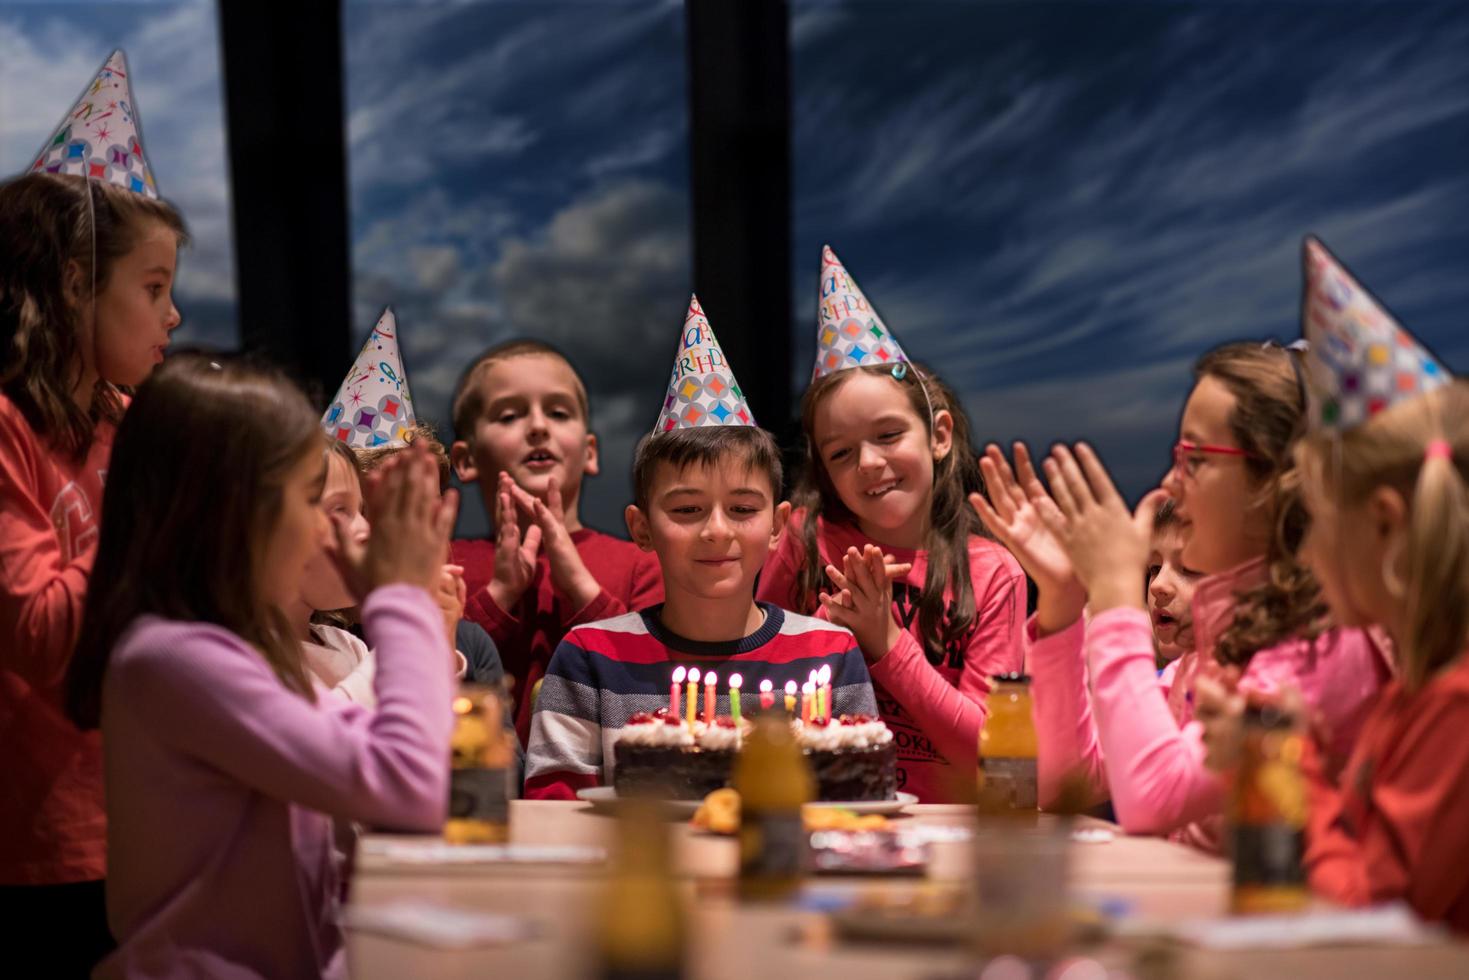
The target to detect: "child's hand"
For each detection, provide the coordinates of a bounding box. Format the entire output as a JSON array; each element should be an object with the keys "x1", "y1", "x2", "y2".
[
  {"x1": 507, "y1": 474, "x2": 601, "y2": 611},
  {"x1": 487, "y1": 472, "x2": 543, "y2": 612},
  {"x1": 330, "y1": 447, "x2": 458, "y2": 600},
  {"x1": 1196, "y1": 666, "x2": 1246, "y2": 772},
  {"x1": 972, "y1": 442, "x2": 1084, "y2": 634},
  {"x1": 818, "y1": 545, "x2": 905, "y2": 665},
  {"x1": 433, "y1": 563, "x2": 466, "y2": 652},
  {"x1": 1037, "y1": 443, "x2": 1169, "y2": 615}
]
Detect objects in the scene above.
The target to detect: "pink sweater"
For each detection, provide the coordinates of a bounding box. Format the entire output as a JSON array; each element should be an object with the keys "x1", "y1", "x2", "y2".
[
  {"x1": 97, "y1": 585, "x2": 452, "y2": 979},
  {"x1": 1030, "y1": 558, "x2": 1391, "y2": 852},
  {"x1": 758, "y1": 511, "x2": 1026, "y2": 802}
]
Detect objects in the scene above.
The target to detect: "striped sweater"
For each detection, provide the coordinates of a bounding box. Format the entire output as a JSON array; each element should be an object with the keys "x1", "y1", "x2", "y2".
[{"x1": 524, "y1": 602, "x2": 878, "y2": 800}]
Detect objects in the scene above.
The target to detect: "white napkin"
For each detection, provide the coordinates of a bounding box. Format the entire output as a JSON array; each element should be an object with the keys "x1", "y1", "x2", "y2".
[{"x1": 342, "y1": 900, "x2": 536, "y2": 949}]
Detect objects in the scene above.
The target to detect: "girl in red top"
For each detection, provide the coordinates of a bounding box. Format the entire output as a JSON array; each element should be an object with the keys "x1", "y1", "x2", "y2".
[
  {"x1": 759, "y1": 360, "x2": 1025, "y2": 801},
  {"x1": 0, "y1": 172, "x2": 185, "y2": 971},
  {"x1": 1297, "y1": 379, "x2": 1469, "y2": 931}
]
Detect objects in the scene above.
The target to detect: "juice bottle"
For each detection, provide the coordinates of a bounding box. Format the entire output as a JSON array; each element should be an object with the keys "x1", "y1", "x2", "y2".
[
  {"x1": 596, "y1": 799, "x2": 685, "y2": 979},
  {"x1": 977, "y1": 673, "x2": 1038, "y2": 810},
  {"x1": 444, "y1": 683, "x2": 512, "y2": 844},
  {"x1": 1230, "y1": 702, "x2": 1310, "y2": 914},
  {"x1": 733, "y1": 714, "x2": 813, "y2": 901}
]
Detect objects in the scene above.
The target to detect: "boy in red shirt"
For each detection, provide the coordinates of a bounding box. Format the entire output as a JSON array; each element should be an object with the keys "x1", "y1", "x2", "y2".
[{"x1": 450, "y1": 340, "x2": 662, "y2": 741}]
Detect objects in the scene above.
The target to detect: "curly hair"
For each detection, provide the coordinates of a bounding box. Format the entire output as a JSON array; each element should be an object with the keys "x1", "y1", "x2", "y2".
[{"x1": 1195, "y1": 343, "x2": 1329, "y2": 667}]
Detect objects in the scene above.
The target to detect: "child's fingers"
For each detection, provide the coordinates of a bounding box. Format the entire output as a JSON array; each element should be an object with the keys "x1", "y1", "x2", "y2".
[
  {"x1": 520, "y1": 523, "x2": 543, "y2": 563},
  {"x1": 977, "y1": 457, "x2": 1017, "y2": 524},
  {"x1": 824, "y1": 562, "x2": 852, "y2": 593},
  {"x1": 969, "y1": 488, "x2": 1008, "y2": 541},
  {"x1": 1075, "y1": 442, "x2": 1125, "y2": 512},
  {"x1": 1132, "y1": 487, "x2": 1171, "y2": 538},
  {"x1": 1051, "y1": 445, "x2": 1096, "y2": 513},
  {"x1": 546, "y1": 474, "x2": 563, "y2": 519},
  {"x1": 496, "y1": 491, "x2": 519, "y2": 551},
  {"x1": 1044, "y1": 457, "x2": 1081, "y2": 520},
  {"x1": 1014, "y1": 442, "x2": 1046, "y2": 497},
  {"x1": 433, "y1": 488, "x2": 460, "y2": 546},
  {"x1": 883, "y1": 561, "x2": 913, "y2": 581}
]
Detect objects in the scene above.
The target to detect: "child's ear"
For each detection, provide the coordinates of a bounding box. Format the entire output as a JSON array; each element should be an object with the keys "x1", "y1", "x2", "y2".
[
  {"x1": 62, "y1": 259, "x2": 88, "y2": 312},
  {"x1": 449, "y1": 440, "x2": 478, "y2": 484},
  {"x1": 625, "y1": 504, "x2": 653, "y2": 551},
  {"x1": 583, "y1": 432, "x2": 600, "y2": 478},
  {"x1": 930, "y1": 409, "x2": 955, "y2": 463},
  {"x1": 1367, "y1": 485, "x2": 1409, "y2": 545},
  {"x1": 770, "y1": 500, "x2": 792, "y2": 549}
]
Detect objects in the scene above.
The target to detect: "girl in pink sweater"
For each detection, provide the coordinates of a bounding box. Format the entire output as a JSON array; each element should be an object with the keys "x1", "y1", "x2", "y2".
[
  {"x1": 64, "y1": 354, "x2": 459, "y2": 978},
  {"x1": 974, "y1": 342, "x2": 1389, "y2": 850},
  {"x1": 758, "y1": 355, "x2": 1025, "y2": 802}
]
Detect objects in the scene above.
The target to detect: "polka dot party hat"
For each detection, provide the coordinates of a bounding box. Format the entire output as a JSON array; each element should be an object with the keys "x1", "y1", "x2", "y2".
[
  {"x1": 811, "y1": 245, "x2": 910, "y2": 381},
  {"x1": 653, "y1": 295, "x2": 756, "y2": 433},
  {"x1": 322, "y1": 307, "x2": 418, "y2": 448},
  {"x1": 1301, "y1": 236, "x2": 1450, "y2": 432},
  {"x1": 29, "y1": 50, "x2": 158, "y2": 199}
]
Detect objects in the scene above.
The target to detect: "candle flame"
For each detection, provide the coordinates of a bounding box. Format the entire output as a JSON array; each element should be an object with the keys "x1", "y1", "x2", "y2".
[
  {"x1": 728, "y1": 673, "x2": 742, "y2": 689},
  {"x1": 818, "y1": 664, "x2": 832, "y2": 683},
  {"x1": 785, "y1": 680, "x2": 798, "y2": 694},
  {"x1": 689, "y1": 667, "x2": 701, "y2": 683},
  {"x1": 705, "y1": 671, "x2": 717, "y2": 686},
  {"x1": 672, "y1": 665, "x2": 687, "y2": 683},
  {"x1": 803, "y1": 680, "x2": 815, "y2": 693},
  {"x1": 759, "y1": 679, "x2": 773, "y2": 693}
]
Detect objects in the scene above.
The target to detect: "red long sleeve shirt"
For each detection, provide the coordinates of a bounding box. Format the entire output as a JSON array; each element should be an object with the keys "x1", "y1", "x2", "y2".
[
  {"x1": 452, "y1": 528, "x2": 663, "y2": 744},
  {"x1": 0, "y1": 393, "x2": 116, "y2": 884},
  {"x1": 1306, "y1": 652, "x2": 1469, "y2": 933}
]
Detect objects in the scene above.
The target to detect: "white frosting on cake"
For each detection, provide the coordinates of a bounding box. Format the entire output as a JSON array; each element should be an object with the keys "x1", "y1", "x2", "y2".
[
  {"x1": 618, "y1": 718, "x2": 694, "y2": 748},
  {"x1": 696, "y1": 721, "x2": 750, "y2": 751},
  {"x1": 793, "y1": 717, "x2": 893, "y2": 751}
]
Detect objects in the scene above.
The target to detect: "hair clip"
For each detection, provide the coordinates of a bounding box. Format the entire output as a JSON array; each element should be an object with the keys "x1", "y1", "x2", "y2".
[
  {"x1": 1260, "y1": 339, "x2": 1310, "y2": 353},
  {"x1": 891, "y1": 363, "x2": 908, "y2": 381},
  {"x1": 1425, "y1": 439, "x2": 1454, "y2": 462}
]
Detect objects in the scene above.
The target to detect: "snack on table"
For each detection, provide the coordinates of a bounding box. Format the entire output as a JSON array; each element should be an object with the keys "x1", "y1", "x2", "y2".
[{"x1": 689, "y1": 789, "x2": 891, "y2": 835}]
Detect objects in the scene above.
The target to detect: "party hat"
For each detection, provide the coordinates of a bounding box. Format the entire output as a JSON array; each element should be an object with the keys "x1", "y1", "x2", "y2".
[
  {"x1": 812, "y1": 245, "x2": 910, "y2": 381},
  {"x1": 654, "y1": 295, "x2": 756, "y2": 433},
  {"x1": 1300, "y1": 237, "x2": 1450, "y2": 431},
  {"x1": 322, "y1": 308, "x2": 417, "y2": 448},
  {"x1": 29, "y1": 50, "x2": 159, "y2": 199}
]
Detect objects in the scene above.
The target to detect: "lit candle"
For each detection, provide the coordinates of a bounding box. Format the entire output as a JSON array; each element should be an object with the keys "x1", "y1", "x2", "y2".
[
  {"x1": 686, "y1": 667, "x2": 700, "y2": 728},
  {"x1": 784, "y1": 680, "x2": 798, "y2": 715},
  {"x1": 801, "y1": 680, "x2": 815, "y2": 724},
  {"x1": 818, "y1": 664, "x2": 833, "y2": 723},
  {"x1": 729, "y1": 673, "x2": 743, "y2": 725},
  {"x1": 808, "y1": 670, "x2": 820, "y2": 722},
  {"x1": 759, "y1": 678, "x2": 774, "y2": 711},
  {"x1": 704, "y1": 671, "x2": 718, "y2": 725},
  {"x1": 670, "y1": 665, "x2": 685, "y2": 718}
]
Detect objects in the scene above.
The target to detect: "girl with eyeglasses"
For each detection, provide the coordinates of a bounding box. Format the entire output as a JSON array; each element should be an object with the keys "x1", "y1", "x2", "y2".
[{"x1": 973, "y1": 342, "x2": 1391, "y2": 852}]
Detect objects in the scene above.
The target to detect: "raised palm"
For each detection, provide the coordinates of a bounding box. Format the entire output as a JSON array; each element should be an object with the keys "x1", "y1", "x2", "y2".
[{"x1": 971, "y1": 442, "x2": 1078, "y2": 597}]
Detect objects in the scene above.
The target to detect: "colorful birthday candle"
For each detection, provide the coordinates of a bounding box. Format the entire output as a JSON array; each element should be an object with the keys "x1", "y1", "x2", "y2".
[
  {"x1": 801, "y1": 681, "x2": 815, "y2": 725},
  {"x1": 704, "y1": 671, "x2": 718, "y2": 725},
  {"x1": 670, "y1": 665, "x2": 686, "y2": 719},
  {"x1": 818, "y1": 664, "x2": 833, "y2": 723},
  {"x1": 784, "y1": 680, "x2": 798, "y2": 715},
  {"x1": 729, "y1": 673, "x2": 743, "y2": 725},
  {"x1": 759, "y1": 678, "x2": 774, "y2": 711},
  {"x1": 686, "y1": 667, "x2": 701, "y2": 728}
]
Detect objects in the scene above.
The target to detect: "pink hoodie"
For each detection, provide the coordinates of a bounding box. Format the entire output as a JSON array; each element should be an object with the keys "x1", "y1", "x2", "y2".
[{"x1": 1030, "y1": 558, "x2": 1392, "y2": 852}]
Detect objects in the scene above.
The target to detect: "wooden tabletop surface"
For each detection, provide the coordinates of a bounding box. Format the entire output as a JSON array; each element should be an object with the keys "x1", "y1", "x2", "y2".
[{"x1": 344, "y1": 800, "x2": 1469, "y2": 979}]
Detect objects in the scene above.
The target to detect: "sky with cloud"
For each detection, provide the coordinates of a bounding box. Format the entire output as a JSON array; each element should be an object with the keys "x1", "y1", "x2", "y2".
[{"x1": 3, "y1": 0, "x2": 1465, "y2": 538}]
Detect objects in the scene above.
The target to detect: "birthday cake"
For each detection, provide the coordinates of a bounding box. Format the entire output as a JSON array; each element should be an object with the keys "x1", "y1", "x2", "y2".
[{"x1": 612, "y1": 710, "x2": 897, "y2": 802}]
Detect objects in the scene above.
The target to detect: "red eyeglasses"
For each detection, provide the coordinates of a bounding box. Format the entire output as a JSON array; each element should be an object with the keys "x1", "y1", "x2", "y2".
[{"x1": 1171, "y1": 440, "x2": 1259, "y2": 478}]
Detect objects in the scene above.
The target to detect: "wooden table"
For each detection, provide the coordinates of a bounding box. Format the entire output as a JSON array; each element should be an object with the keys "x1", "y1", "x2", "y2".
[{"x1": 346, "y1": 801, "x2": 1469, "y2": 979}]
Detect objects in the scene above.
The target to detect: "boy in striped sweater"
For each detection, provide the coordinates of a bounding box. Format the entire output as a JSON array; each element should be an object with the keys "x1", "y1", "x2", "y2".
[{"x1": 525, "y1": 298, "x2": 877, "y2": 799}]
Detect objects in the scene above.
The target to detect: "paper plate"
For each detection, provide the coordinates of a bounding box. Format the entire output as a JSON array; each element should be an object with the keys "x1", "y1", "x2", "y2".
[
  {"x1": 575, "y1": 786, "x2": 703, "y2": 818},
  {"x1": 806, "y1": 792, "x2": 918, "y2": 815}
]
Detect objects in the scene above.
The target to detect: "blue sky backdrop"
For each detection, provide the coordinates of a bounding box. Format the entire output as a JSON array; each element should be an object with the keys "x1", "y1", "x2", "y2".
[{"x1": 3, "y1": 0, "x2": 1466, "y2": 539}]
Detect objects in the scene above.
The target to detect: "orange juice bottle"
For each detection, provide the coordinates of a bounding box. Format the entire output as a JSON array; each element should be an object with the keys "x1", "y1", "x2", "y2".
[
  {"x1": 977, "y1": 673, "x2": 1038, "y2": 810},
  {"x1": 733, "y1": 714, "x2": 814, "y2": 901},
  {"x1": 444, "y1": 684, "x2": 512, "y2": 844},
  {"x1": 1229, "y1": 703, "x2": 1310, "y2": 914}
]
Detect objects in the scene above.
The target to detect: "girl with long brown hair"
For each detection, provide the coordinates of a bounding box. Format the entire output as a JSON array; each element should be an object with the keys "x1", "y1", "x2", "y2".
[
  {"x1": 65, "y1": 354, "x2": 458, "y2": 976},
  {"x1": 758, "y1": 248, "x2": 1026, "y2": 803},
  {"x1": 0, "y1": 169, "x2": 186, "y2": 971},
  {"x1": 977, "y1": 341, "x2": 1391, "y2": 851}
]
